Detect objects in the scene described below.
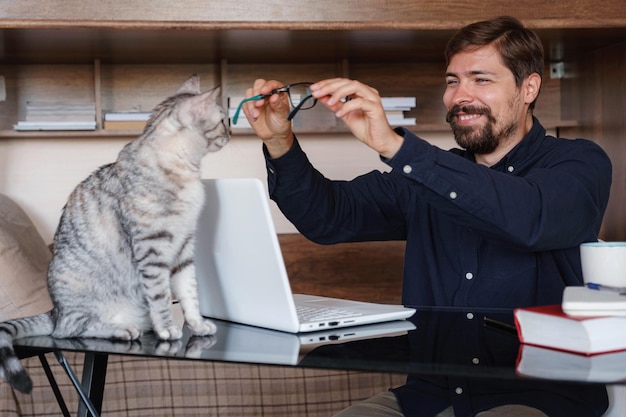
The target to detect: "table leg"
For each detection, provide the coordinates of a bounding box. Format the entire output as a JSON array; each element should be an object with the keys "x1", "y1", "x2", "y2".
[
  {"x1": 54, "y1": 351, "x2": 108, "y2": 417},
  {"x1": 77, "y1": 353, "x2": 108, "y2": 417},
  {"x1": 38, "y1": 354, "x2": 71, "y2": 417}
]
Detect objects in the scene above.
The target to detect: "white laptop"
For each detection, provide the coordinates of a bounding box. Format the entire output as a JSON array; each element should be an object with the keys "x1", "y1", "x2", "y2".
[
  {"x1": 206, "y1": 318, "x2": 416, "y2": 366},
  {"x1": 194, "y1": 178, "x2": 416, "y2": 333}
]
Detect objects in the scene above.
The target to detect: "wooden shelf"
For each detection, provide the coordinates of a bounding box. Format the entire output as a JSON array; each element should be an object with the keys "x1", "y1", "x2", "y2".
[
  {"x1": 0, "y1": 119, "x2": 581, "y2": 140},
  {"x1": 1, "y1": 0, "x2": 624, "y2": 31},
  {"x1": 1, "y1": 27, "x2": 625, "y2": 66},
  {"x1": 0, "y1": 0, "x2": 623, "y2": 136}
]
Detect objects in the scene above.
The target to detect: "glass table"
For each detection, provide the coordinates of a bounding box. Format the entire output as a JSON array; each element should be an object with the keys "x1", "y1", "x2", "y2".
[{"x1": 13, "y1": 307, "x2": 621, "y2": 417}]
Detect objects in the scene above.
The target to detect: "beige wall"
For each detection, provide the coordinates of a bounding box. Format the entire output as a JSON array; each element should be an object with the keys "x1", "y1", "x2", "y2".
[{"x1": 0, "y1": 132, "x2": 457, "y2": 243}]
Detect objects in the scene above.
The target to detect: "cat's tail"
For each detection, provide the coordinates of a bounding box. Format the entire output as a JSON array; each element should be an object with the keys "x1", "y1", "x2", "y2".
[{"x1": 0, "y1": 312, "x2": 54, "y2": 393}]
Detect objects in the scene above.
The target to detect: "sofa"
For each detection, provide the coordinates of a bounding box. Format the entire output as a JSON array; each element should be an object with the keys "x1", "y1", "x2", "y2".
[{"x1": 0, "y1": 193, "x2": 407, "y2": 416}]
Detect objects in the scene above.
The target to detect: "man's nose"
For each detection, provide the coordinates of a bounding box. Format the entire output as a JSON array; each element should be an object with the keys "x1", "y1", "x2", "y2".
[{"x1": 451, "y1": 82, "x2": 473, "y2": 106}]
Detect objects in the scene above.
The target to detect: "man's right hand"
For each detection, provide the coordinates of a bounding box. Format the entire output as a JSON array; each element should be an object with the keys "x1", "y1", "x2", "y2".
[{"x1": 242, "y1": 79, "x2": 295, "y2": 158}]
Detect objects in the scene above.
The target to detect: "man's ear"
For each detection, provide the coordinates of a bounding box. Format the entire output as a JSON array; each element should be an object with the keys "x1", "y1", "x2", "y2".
[{"x1": 524, "y1": 73, "x2": 542, "y2": 105}]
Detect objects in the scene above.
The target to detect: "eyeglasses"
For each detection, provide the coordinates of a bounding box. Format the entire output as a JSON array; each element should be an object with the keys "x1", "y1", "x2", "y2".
[{"x1": 231, "y1": 82, "x2": 317, "y2": 125}]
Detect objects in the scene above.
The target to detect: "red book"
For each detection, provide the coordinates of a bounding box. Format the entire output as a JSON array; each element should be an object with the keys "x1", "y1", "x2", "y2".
[{"x1": 514, "y1": 304, "x2": 626, "y2": 355}]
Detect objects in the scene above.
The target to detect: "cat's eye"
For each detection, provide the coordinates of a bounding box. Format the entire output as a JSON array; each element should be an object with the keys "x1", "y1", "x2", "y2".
[{"x1": 231, "y1": 82, "x2": 317, "y2": 125}]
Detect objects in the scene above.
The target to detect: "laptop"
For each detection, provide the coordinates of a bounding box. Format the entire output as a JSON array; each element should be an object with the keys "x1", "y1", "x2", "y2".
[
  {"x1": 204, "y1": 318, "x2": 416, "y2": 366},
  {"x1": 194, "y1": 178, "x2": 416, "y2": 333}
]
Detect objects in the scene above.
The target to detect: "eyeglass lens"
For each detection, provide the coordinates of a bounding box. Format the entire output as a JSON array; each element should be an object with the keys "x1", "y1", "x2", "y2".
[
  {"x1": 231, "y1": 82, "x2": 317, "y2": 125},
  {"x1": 286, "y1": 83, "x2": 316, "y2": 110}
]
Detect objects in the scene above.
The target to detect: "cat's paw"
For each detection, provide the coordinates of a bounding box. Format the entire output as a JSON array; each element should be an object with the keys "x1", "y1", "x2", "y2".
[
  {"x1": 154, "y1": 325, "x2": 183, "y2": 341},
  {"x1": 155, "y1": 340, "x2": 183, "y2": 355},
  {"x1": 185, "y1": 336, "x2": 217, "y2": 358},
  {"x1": 187, "y1": 318, "x2": 217, "y2": 336},
  {"x1": 112, "y1": 325, "x2": 142, "y2": 341}
]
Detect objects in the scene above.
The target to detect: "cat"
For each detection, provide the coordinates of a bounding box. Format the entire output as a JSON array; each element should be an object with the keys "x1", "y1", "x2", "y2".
[{"x1": 0, "y1": 74, "x2": 229, "y2": 393}]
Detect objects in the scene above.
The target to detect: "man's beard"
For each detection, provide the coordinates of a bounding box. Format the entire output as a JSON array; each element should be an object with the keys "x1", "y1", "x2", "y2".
[{"x1": 446, "y1": 105, "x2": 518, "y2": 155}]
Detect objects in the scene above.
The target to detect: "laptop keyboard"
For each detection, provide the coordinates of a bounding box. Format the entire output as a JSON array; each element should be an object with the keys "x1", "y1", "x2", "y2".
[{"x1": 296, "y1": 305, "x2": 363, "y2": 322}]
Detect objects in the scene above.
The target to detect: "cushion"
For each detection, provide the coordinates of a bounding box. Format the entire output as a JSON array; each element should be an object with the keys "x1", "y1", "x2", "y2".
[{"x1": 0, "y1": 194, "x2": 53, "y2": 321}]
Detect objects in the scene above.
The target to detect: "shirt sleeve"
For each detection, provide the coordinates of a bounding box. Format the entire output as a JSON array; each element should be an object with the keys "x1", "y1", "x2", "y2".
[
  {"x1": 264, "y1": 123, "x2": 612, "y2": 251},
  {"x1": 264, "y1": 138, "x2": 408, "y2": 244},
  {"x1": 386, "y1": 127, "x2": 612, "y2": 250}
]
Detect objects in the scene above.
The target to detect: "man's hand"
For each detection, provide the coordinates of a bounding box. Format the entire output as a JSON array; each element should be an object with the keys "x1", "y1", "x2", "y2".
[
  {"x1": 242, "y1": 79, "x2": 295, "y2": 158},
  {"x1": 310, "y1": 78, "x2": 404, "y2": 159}
]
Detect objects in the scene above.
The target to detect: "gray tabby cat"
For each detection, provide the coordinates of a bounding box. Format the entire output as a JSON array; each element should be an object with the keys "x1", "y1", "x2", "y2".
[{"x1": 0, "y1": 74, "x2": 229, "y2": 393}]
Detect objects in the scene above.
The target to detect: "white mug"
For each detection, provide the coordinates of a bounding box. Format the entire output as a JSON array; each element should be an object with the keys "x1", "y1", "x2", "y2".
[{"x1": 580, "y1": 242, "x2": 626, "y2": 287}]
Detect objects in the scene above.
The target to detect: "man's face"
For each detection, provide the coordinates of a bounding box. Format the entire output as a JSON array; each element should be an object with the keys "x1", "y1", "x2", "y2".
[{"x1": 443, "y1": 45, "x2": 526, "y2": 155}]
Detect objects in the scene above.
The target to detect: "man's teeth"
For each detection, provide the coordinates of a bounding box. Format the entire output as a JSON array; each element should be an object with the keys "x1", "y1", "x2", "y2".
[{"x1": 458, "y1": 114, "x2": 481, "y2": 121}]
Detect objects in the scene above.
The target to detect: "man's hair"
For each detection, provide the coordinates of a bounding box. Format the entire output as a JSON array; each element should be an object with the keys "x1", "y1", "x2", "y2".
[{"x1": 444, "y1": 16, "x2": 544, "y2": 110}]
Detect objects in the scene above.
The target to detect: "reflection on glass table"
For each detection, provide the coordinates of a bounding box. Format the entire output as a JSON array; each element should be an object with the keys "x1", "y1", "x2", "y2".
[{"x1": 13, "y1": 307, "x2": 619, "y2": 417}]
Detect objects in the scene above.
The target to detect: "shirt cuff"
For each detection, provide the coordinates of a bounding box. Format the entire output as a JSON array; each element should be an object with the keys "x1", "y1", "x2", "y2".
[
  {"x1": 382, "y1": 127, "x2": 438, "y2": 179},
  {"x1": 264, "y1": 136, "x2": 311, "y2": 194}
]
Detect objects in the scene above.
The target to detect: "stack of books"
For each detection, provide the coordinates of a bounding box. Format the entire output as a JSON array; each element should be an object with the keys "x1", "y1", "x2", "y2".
[
  {"x1": 103, "y1": 111, "x2": 152, "y2": 131},
  {"x1": 514, "y1": 286, "x2": 626, "y2": 381},
  {"x1": 13, "y1": 101, "x2": 97, "y2": 131},
  {"x1": 382, "y1": 97, "x2": 416, "y2": 127}
]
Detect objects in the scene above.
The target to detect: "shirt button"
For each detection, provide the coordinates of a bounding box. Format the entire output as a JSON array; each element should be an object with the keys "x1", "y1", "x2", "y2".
[
  {"x1": 465, "y1": 272, "x2": 474, "y2": 280},
  {"x1": 403, "y1": 165, "x2": 412, "y2": 174},
  {"x1": 466, "y1": 312, "x2": 474, "y2": 320},
  {"x1": 507, "y1": 165, "x2": 515, "y2": 173},
  {"x1": 449, "y1": 191, "x2": 458, "y2": 199},
  {"x1": 455, "y1": 387, "x2": 463, "y2": 395},
  {"x1": 472, "y1": 357, "x2": 480, "y2": 365}
]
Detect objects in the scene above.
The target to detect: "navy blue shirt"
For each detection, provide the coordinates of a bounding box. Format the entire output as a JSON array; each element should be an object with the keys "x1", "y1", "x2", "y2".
[
  {"x1": 265, "y1": 118, "x2": 612, "y2": 309},
  {"x1": 264, "y1": 118, "x2": 612, "y2": 416}
]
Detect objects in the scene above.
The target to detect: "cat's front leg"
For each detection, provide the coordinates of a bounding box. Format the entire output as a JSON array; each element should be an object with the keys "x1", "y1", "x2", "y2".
[
  {"x1": 174, "y1": 271, "x2": 217, "y2": 336},
  {"x1": 171, "y1": 244, "x2": 217, "y2": 336},
  {"x1": 137, "y1": 263, "x2": 182, "y2": 340}
]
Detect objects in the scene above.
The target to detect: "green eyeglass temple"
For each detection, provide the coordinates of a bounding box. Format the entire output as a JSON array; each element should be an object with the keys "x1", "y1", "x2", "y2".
[
  {"x1": 231, "y1": 83, "x2": 316, "y2": 125},
  {"x1": 231, "y1": 94, "x2": 264, "y2": 125}
]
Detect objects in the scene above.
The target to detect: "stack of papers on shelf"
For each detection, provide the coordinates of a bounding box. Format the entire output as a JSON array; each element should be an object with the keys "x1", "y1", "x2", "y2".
[
  {"x1": 382, "y1": 97, "x2": 416, "y2": 126},
  {"x1": 13, "y1": 101, "x2": 97, "y2": 131},
  {"x1": 103, "y1": 111, "x2": 152, "y2": 131}
]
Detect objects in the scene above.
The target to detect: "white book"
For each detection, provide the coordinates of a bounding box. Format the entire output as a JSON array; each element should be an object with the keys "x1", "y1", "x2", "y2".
[
  {"x1": 104, "y1": 112, "x2": 152, "y2": 122},
  {"x1": 13, "y1": 121, "x2": 97, "y2": 131},
  {"x1": 562, "y1": 286, "x2": 626, "y2": 317},
  {"x1": 387, "y1": 117, "x2": 416, "y2": 126},
  {"x1": 517, "y1": 343, "x2": 626, "y2": 382},
  {"x1": 381, "y1": 97, "x2": 416, "y2": 110}
]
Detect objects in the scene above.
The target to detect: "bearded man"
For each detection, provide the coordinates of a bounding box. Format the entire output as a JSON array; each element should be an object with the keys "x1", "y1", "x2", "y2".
[{"x1": 242, "y1": 16, "x2": 612, "y2": 417}]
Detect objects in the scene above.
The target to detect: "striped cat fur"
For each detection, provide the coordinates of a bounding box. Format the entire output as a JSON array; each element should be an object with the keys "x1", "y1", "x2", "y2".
[{"x1": 0, "y1": 75, "x2": 229, "y2": 392}]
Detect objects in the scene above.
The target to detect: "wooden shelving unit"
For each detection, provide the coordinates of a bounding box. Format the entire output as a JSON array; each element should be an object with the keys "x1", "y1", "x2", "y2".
[{"x1": 0, "y1": 0, "x2": 624, "y2": 238}]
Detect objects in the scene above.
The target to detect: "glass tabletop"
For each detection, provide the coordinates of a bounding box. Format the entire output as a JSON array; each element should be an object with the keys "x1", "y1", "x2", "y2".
[{"x1": 13, "y1": 307, "x2": 624, "y2": 386}]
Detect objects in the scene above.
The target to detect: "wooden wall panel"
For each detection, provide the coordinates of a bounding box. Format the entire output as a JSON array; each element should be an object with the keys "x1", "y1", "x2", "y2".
[{"x1": 562, "y1": 41, "x2": 626, "y2": 241}]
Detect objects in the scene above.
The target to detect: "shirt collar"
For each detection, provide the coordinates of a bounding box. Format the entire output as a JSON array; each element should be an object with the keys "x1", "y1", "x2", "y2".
[{"x1": 490, "y1": 117, "x2": 546, "y2": 173}]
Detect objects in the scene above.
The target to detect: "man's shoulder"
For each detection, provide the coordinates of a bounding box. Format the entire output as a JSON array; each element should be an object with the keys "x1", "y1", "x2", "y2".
[
  {"x1": 542, "y1": 134, "x2": 607, "y2": 154},
  {"x1": 538, "y1": 135, "x2": 612, "y2": 174}
]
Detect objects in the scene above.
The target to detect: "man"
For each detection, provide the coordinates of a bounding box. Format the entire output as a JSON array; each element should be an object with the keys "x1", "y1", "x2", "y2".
[{"x1": 243, "y1": 16, "x2": 612, "y2": 417}]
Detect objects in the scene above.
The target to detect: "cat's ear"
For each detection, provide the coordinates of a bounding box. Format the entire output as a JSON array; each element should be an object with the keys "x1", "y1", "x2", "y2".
[
  {"x1": 187, "y1": 86, "x2": 222, "y2": 118},
  {"x1": 194, "y1": 86, "x2": 221, "y2": 107},
  {"x1": 176, "y1": 74, "x2": 201, "y2": 95}
]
